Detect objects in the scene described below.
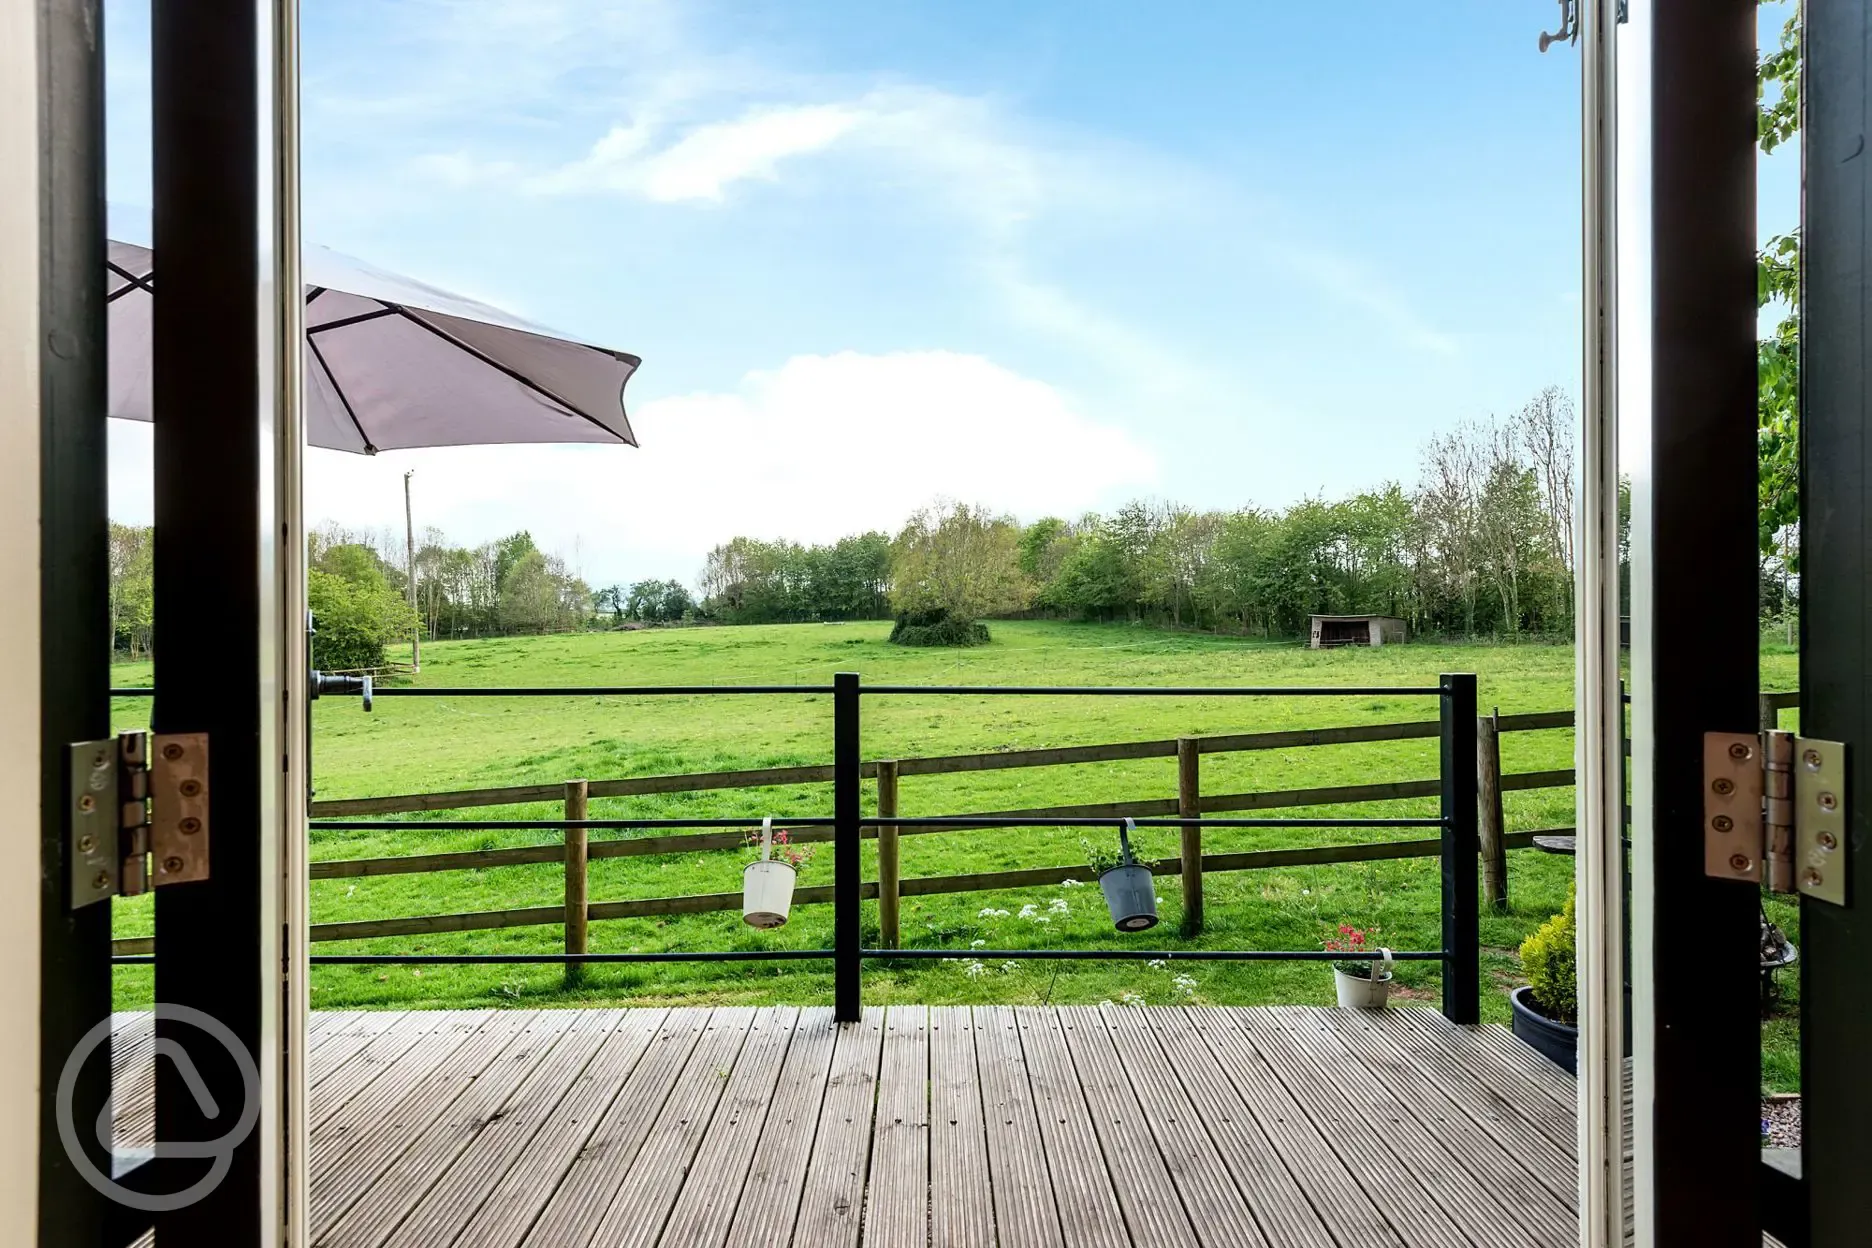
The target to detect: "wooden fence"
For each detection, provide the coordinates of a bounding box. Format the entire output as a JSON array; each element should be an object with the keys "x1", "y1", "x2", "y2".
[{"x1": 111, "y1": 692, "x2": 1802, "y2": 959}]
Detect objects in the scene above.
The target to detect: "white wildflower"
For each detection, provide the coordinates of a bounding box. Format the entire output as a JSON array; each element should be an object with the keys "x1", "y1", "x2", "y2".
[
  {"x1": 978, "y1": 907, "x2": 1009, "y2": 919},
  {"x1": 1147, "y1": 959, "x2": 1168, "y2": 970},
  {"x1": 1061, "y1": 878, "x2": 1084, "y2": 888},
  {"x1": 965, "y1": 961, "x2": 987, "y2": 978},
  {"x1": 1172, "y1": 975, "x2": 1198, "y2": 996},
  {"x1": 1032, "y1": 915, "x2": 1051, "y2": 925},
  {"x1": 1018, "y1": 903, "x2": 1039, "y2": 920},
  {"x1": 1048, "y1": 898, "x2": 1071, "y2": 914},
  {"x1": 1119, "y1": 992, "x2": 1145, "y2": 1007},
  {"x1": 970, "y1": 938, "x2": 986, "y2": 948},
  {"x1": 1001, "y1": 961, "x2": 1020, "y2": 974},
  {"x1": 1098, "y1": 999, "x2": 1116, "y2": 1008}
]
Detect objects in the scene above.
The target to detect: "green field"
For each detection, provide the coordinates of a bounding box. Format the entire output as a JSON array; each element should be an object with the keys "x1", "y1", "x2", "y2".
[{"x1": 109, "y1": 620, "x2": 1801, "y2": 1089}]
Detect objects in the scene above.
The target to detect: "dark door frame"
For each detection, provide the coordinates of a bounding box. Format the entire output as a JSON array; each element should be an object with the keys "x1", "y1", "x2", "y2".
[
  {"x1": 1798, "y1": 2, "x2": 1871, "y2": 1242},
  {"x1": 35, "y1": 0, "x2": 116, "y2": 1244},
  {"x1": 1635, "y1": 1, "x2": 1763, "y2": 1244},
  {"x1": 148, "y1": 0, "x2": 295, "y2": 1240}
]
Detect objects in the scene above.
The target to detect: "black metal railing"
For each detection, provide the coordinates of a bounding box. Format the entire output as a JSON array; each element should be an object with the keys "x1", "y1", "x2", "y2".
[{"x1": 112, "y1": 671, "x2": 1482, "y2": 1023}]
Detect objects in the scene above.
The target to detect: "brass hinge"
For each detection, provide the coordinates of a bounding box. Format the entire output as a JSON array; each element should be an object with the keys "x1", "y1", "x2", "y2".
[
  {"x1": 67, "y1": 730, "x2": 210, "y2": 909},
  {"x1": 1705, "y1": 730, "x2": 1847, "y2": 905}
]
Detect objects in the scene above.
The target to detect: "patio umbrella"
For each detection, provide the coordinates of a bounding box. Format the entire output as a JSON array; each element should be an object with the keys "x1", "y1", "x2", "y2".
[{"x1": 106, "y1": 240, "x2": 640, "y2": 453}]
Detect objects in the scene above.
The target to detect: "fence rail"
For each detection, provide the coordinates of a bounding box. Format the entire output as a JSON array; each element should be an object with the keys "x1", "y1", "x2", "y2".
[
  {"x1": 305, "y1": 709, "x2": 1576, "y2": 817},
  {"x1": 120, "y1": 683, "x2": 1570, "y2": 1005}
]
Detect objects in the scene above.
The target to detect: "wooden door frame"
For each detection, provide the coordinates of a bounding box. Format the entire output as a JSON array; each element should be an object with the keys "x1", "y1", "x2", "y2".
[
  {"x1": 1618, "y1": 1, "x2": 1765, "y2": 1245},
  {"x1": 1798, "y1": 2, "x2": 1872, "y2": 1241},
  {"x1": 147, "y1": 0, "x2": 304, "y2": 1242},
  {"x1": 22, "y1": 0, "x2": 118, "y2": 1243}
]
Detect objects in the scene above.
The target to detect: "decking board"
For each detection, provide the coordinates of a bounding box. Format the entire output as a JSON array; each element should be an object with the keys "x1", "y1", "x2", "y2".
[{"x1": 114, "y1": 1004, "x2": 1610, "y2": 1247}]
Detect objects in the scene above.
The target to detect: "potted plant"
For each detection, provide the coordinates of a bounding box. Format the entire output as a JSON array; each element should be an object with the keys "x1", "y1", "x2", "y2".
[
  {"x1": 1083, "y1": 819, "x2": 1158, "y2": 932},
  {"x1": 742, "y1": 817, "x2": 813, "y2": 929},
  {"x1": 1324, "y1": 924, "x2": 1394, "y2": 1008},
  {"x1": 1512, "y1": 891, "x2": 1578, "y2": 1072}
]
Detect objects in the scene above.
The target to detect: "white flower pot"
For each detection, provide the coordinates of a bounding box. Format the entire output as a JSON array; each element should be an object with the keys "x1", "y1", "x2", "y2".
[
  {"x1": 1332, "y1": 947, "x2": 1395, "y2": 1008},
  {"x1": 742, "y1": 860, "x2": 796, "y2": 929}
]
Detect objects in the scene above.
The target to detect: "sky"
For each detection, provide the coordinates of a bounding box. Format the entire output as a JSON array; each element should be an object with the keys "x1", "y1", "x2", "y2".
[{"x1": 100, "y1": 0, "x2": 1798, "y2": 590}]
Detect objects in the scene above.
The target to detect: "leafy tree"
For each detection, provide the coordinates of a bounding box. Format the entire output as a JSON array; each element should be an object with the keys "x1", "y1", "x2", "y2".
[
  {"x1": 108, "y1": 523, "x2": 155, "y2": 658},
  {"x1": 308, "y1": 567, "x2": 416, "y2": 671},
  {"x1": 888, "y1": 502, "x2": 1027, "y2": 637},
  {"x1": 1757, "y1": 3, "x2": 1800, "y2": 559}
]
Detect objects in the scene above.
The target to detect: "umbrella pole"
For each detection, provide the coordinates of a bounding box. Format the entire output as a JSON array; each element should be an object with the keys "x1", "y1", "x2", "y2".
[{"x1": 404, "y1": 469, "x2": 420, "y2": 673}]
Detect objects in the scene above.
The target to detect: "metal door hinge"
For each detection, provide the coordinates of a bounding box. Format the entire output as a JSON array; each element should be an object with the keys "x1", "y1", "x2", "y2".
[
  {"x1": 67, "y1": 730, "x2": 210, "y2": 909},
  {"x1": 1705, "y1": 730, "x2": 1847, "y2": 904}
]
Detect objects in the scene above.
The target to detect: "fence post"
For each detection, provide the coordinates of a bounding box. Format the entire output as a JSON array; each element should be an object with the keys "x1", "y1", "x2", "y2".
[
  {"x1": 1758, "y1": 692, "x2": 1781, "y2": 734},
  {"x1": 1476, "y1": 709, "x2": 1508, "y2": 911},
  {"x1": 1439, "y1": 673, "x2": 1480, "y2": 1023},
  {"x1": 833, "y1": 672, "x2": 862, "y2": 1022},
  {"x1": 877, "y1": 760, "x2": 900, "y2": 950},
  {"x1": 1177, "y1": 738, "x2": 1203, "y2": 936},
  {"x1": 563, "y1": 778, "x2": 589, "y2": 987}
]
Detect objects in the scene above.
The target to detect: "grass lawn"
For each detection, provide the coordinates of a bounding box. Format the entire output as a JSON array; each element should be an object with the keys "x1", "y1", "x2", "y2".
[{"x1": 110, "y1": 619, "x2": 1801, "y2": 1090}]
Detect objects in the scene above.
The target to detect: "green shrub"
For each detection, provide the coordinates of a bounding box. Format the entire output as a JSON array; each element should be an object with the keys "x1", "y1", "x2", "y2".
[
  {"x1": 888, "y1": 608, "x2": 990, "y2": 647},
  {"x1": 1519, "y1": 890, "x2": 1578, "y2": 1024},
  {"x1": 309, "y1": 568, "x2": 416, "y2": 671}
]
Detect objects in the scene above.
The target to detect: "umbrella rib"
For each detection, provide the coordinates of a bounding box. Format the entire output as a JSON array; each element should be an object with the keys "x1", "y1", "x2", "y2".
[
  {"x1": 389, "y1": 306, "x2": 631, "y2": 442},
  {"x1": 306, "y1": 306, "x2": 402, "y2": 335},
  {"x1": 306, "y1": 333, "x2": 378, "y2": 454},
  {"x1": 106, "y1": 260, "x2": 153, "y2": 303}
]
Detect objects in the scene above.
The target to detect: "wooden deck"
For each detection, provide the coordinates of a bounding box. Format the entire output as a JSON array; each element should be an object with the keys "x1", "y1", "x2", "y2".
[{"x1": 115, "y1": 1005, "x2": 1584, "y2": 1247}]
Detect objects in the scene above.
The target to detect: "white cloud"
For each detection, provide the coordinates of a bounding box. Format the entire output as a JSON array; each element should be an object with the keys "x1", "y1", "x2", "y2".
[
  {"x1": 537, "y1": 103, "x2": 865, "y2": 202},
  {"x1": 113, "y1": 350, "x2": 1157, "y2": 587}
]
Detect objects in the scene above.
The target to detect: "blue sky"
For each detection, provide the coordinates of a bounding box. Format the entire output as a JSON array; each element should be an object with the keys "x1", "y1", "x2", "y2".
[{"x1": 102, "y1": 1, "x2": 1796, "y2": 588}]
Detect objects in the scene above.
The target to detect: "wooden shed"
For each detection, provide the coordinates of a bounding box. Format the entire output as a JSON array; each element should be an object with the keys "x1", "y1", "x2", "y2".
[{"x1": 1308, "y1": 613, "x2": 1407, "y2": 648}]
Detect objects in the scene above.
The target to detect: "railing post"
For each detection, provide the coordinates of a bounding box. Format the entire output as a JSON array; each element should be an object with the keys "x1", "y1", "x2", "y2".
[
  {"x1": 1758, "y1": 691, "x2": 1781, "y2": 734},
  {"x1": 1439, "y1": 673, "x2": 1480, "y2": 1023},
  {"x1": 876, "y1": 760, "x2": 900, "y2": 950},
  {"x1": 1177, "y1": 738, "x2": 1203, "y2": 936},
  {"x1": 1476, "y1": 709, "x2": 1508, "y2": 911},
  {"x1": 834, "y1": 671, "x2": 862, "y2": 1022},
  {"x1": 563, "y1": 778, "x2": 589, "y2": 987}
]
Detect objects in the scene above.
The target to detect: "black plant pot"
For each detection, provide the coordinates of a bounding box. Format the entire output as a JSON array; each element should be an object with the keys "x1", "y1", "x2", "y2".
[{"x1": 1510, "y1": 985, "x2": 1578, "y2": 1074}]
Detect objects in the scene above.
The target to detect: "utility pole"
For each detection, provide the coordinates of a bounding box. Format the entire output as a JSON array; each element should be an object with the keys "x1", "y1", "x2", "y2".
[{"x1": 404, "y1": 469, "x2": 420, "y2": 672}]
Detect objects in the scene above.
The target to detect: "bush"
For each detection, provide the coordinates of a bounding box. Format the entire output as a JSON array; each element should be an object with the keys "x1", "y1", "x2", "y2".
[
  {"x1": 1519, "y1": 890, "x2": 1577, "y2": 1024},
  {"x1": 888, "y1": 608, "x2": 990, "y2": 648},
  {"x1": 309, "y1": 568, "x2": 416, "y2": 671}
]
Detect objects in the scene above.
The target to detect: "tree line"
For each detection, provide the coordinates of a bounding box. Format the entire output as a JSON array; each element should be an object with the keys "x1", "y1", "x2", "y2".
[{"x1": 698, "y1": 386, "x2": 1590, "y2": 640}]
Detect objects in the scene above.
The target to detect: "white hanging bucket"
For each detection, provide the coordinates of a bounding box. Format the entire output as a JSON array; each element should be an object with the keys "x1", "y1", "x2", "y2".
[
  {"x1": 1332, "y1": 947, "x2": 1395, "y2": 1009},
  {"x1": 742, "y1": 817, "x2": 796, "y2": 929}
]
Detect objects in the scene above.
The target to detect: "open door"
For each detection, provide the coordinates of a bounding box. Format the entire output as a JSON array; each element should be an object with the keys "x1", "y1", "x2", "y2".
[
  {"x1": 22, "y1": 1, "x2": 307, "y2": 1243},
  {"x1": 1789, "y1": 3, "x2": 1872, "y2": 1241}
]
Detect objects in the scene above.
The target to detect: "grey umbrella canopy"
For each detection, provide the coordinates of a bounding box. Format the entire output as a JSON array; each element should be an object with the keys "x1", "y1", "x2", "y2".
[{"x1": 107, "y1": 240, "x2": 640, "y2": 453}]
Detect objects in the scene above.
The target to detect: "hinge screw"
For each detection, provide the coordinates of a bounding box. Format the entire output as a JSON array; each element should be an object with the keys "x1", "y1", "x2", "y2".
[
  {"x1": 1818, "y1": 791, "x2": 1839, "y2": 812},
  {"x1": 178, "y1": 778, "x2": 203, "y2": 798},
  {"x1": 77, "y1": 794, "x2": 95, "y2": 814},
  {"x1": 161, "y1": 856, "x2": 184, "y2": 874},
  {"x1": 1729, "y1": 853, "x2": 1752, "y2": 872},
  {"x1": 161, "y1": 743, "x2": 184, "y2": 762},
  {"x1": 1728, "y1": 742, "x2": 1751, "y2": 761},
  {"x1": 77, "y1": 834, "x2": 96, "y2": 853},
  {"x1": 179, "y1": 816, "x2": 202, "y2": 835},
  {"x1": 1818, "y1": 831, "x2": 1840, "y2": 851},
  {"x1": 1712, "y1": 778, "x2": 1736, "y2": 797},
  {"x1": 91, "y1": 871, "x2": 110, "y2": 891},
  {"x1": 1804, "y1": 749, "x2": 1823, "y2": 770},
  {"x1": 1711, "y1": 815, "x2": 1734, "y2": 833},
  {"x1": 1803, "y1": 867, "x2": 1824, "y2": 888}
]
